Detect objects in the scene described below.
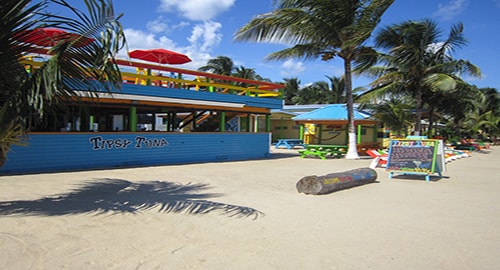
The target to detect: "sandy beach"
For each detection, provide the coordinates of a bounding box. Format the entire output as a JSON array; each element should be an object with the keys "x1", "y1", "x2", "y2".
[{"x1": 0, "y1": 147, "x2": 499, "y2": 269}]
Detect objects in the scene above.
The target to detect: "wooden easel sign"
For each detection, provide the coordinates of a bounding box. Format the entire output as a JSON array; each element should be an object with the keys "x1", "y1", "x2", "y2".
[{"x1": 386, "y1": 139, "x2": 443, "y2": 182}]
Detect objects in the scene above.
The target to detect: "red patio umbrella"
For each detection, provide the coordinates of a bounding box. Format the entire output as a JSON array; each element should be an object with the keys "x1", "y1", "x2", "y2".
[
  {"x1": 15, "y1": 28, "x2": 94, "y2": 47},
  {"x1": 128, "y1": 49, "x2": 192, "y2": 65}
]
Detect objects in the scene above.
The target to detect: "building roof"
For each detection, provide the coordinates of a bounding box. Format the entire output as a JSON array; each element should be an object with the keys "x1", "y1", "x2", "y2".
[{"x1": 292, "y1": 104, "x2": 371, "y2": 121}]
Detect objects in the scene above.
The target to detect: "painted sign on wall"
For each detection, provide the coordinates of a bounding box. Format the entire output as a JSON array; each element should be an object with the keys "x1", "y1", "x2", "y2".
[{"x1": 89, "y1": 136, "x2": 169, "y2": 150}]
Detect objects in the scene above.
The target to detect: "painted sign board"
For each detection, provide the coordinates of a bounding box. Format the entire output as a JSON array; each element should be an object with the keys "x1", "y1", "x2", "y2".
[{"x1": 386, "y1": 139, "x2": 444, "y2": 181}]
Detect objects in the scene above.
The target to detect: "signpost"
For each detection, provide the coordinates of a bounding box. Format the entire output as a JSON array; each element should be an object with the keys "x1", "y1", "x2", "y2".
[{"x1": 386, "y1": 139, "x2": 445, "y2": 182}]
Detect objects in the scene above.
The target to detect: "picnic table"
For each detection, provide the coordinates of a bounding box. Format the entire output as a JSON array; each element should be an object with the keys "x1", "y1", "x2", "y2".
[
  {"x1": 274, "y1": 139, "x2": 305, "y2": 149},
  {"x1": 298, "y1": 144, "x2": 348, "y2": 160}
]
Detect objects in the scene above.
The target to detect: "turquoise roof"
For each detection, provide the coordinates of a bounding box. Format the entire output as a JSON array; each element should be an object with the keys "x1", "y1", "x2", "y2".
[{"x1": 292, "y1": 104, "x2": 371, "y2": 121}]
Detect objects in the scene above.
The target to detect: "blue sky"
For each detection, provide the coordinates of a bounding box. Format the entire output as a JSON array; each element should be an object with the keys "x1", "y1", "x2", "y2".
[{"x1": 59, "y1": 0, "x2": 500, "y2": 89}]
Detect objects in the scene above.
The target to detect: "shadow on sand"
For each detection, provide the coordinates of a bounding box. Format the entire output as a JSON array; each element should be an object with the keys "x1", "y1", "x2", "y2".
[{"x1": 0, "y1": 179, "x2": 263, "y2": 219}]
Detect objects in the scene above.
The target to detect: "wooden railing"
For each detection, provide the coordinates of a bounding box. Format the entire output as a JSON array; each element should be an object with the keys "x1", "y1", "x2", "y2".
[{"x1": 20, "y1": 57, "x2": 285, "y2": 99}]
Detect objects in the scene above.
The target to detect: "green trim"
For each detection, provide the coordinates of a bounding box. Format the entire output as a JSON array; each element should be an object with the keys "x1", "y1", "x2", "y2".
[
  {"x1": 357, "y1": 125, "x2": 361, "y2": 144},
  {"x1": 129, "y1": 106, "x2": 137, "y2": 132},
  {"x1": 219, "y1": 112, "x2": 226, "y2": 132},
  {"x1": 89, "y1": 115, "x2": 94, "y2": 131},
  {"x1": 246, "y1": 114, "x2": 251, "y2": 132}
]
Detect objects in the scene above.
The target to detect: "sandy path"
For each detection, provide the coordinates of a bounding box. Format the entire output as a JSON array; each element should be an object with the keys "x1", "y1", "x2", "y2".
[{"x1": 0, "y1": 147, "x2": 499, "y2": 269}]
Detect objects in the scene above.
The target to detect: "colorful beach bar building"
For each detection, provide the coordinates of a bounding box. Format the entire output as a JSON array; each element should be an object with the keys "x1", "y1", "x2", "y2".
[{"x1": 0, "y1": 59, "x2": 284, "y2": 175}]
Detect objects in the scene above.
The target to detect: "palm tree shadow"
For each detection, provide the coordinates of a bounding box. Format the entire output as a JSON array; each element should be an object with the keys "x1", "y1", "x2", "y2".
[{"x1": 0, "y1": 179, "x2": 263, "y2": 219}]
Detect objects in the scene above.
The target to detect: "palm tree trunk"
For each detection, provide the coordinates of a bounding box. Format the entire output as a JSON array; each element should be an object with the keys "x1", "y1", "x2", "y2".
[
  {"x1": 344, "y1": 59, "x2": 359, "y2": 159},
  {"x1": 414, "y1": 87, "x2": 423, "y2": 136},
  {"x1": 427, "y1": 107, "x2": 435, "y2": 138}
]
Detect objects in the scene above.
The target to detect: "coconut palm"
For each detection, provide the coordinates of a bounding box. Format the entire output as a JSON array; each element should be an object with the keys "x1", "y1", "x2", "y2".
[
  {"x1": 234, "y1": 0, "x2": 394, "y2": 159},
  {"x1": 282, "y1": 77, "x2": 300, "y2": 105},
  {"x1": 232, "y1": 65, "x2": 258, "y2": 88},
  {"x1": 294, "y1": 81, "x2": 331, "y2": 104},
  {"x1": 479, "y1": 87, "x2": 500, "y2": 116},
  {"x1": 359, "y1": 19, "x2": 481, "y2": 135},
  {"x1": 458, "y1": 87, "x2": 500, "y2": 139},
  {"x1": 198, "y1": 56, "x2": 235, "y2": 76},
  {"x1": 325, "y1": 75, "x2": 347, "y2": 104},
  {"x1": 422, "y1": 81, "x2": 481, "y2": 137},
  {"x1": 365, "y1": 96, "x2": 414, "y2": 137},
  {"x1": 0, "y1": 0, "x2": 125, "y2": 166}
]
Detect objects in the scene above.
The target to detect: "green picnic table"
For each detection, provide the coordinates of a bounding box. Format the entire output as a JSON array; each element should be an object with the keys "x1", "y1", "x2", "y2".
[{"x1": 298, "y1": 144, "x2": 348, "y2": 160}]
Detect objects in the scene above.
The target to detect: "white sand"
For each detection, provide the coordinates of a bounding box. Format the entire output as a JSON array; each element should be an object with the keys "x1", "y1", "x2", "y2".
[{"x1": 0, "y1": 147, "x2": 499, "y2": 269}]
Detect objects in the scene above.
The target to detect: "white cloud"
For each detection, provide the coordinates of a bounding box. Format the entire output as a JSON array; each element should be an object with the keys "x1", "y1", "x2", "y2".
[
  {"x1": 433, "y1": 0, "x2": 468, "y2": 21},
  {"x1": 146, "y1": 17, "x2": 169, "y2": 33},
  {"x1": 146, "y1": 17, "x2": 190, "y2": 34},
  {"x1": 122, "y1": 20, "x2": 224, "y2": 71},
  {"x1": 187, "y1": 21, "x2": 223, "y2": 52},
  {"x1": 123, "y1": 28, "x2": 177, "y2": 54},
  {"x1": 280, "y1": 59, "x2": 305, "y2": 76},
  {"x1": 158, "y1": 0, "x2": 235, "y2": 21}
]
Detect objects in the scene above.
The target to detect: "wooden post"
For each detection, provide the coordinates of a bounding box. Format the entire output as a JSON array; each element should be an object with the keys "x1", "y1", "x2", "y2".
[
  {"x1": 296, "y1": 168, "x2": 377, "y2": 195},
  {"x1": 265, "y1": 114, "x2": 271, "y2": 132}
]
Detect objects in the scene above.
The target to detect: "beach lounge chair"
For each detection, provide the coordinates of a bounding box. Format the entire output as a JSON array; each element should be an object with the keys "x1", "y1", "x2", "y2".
[{"x1": 367, "y1": 149, "x2": 388, "y2": 169}]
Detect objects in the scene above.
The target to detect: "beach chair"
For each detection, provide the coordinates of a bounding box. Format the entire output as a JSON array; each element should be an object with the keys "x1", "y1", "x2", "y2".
[{"x1": 367, "y1": 149, "x2": 388, "y2": 169}]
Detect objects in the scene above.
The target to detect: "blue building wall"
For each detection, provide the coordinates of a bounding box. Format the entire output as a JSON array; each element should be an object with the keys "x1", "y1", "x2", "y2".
[{"x1": 0, "y1": 132, "x2": 271, "y2": 175}]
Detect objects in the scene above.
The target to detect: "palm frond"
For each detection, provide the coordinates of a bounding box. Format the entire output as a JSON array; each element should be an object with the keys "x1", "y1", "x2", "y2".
[{"x1": 266, "y1": 43, "x2": 324, "y2": 61}]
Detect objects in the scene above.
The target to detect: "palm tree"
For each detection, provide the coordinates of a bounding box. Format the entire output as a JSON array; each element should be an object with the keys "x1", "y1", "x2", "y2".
[
  {"x1": 198, "y1": 56, "x2": 235, "y2": 76},
  {"x1": 479, "y1": 87, "x2": 500, "y2": 116},
  {"x1": 234, "y1": 0, "x2": 394, "y2": 159},
  {"x1": 233, "y1": 66, "x2": 257, "y2": 80},
  {"x1": 0, "y1": 0, "x2": 125, "y2": 166},
  {"x1": 232, "y1": 65, "x2": 258, "y2": 87},
  {"x1": 283, "y1": 77, "x2": 300, "y2": 105},
  {"x1": 325, "y1": 75, "x2": 347, "y2": 104},
  {"x1": 360, "y1": 19, "x2": 481, "y2": 135},
  {"x1": 294, "y1": 81, "x2": 331, "y2": 104},
  {"x1": 422, "y1": 81, "x2": 480, "y2": 137},
  {"x1": 363, "y1": 96, "x2": 413, "y2": 137},
  {"x1": 458, "y1": 87, "x2": 500, "y2": 139}
]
